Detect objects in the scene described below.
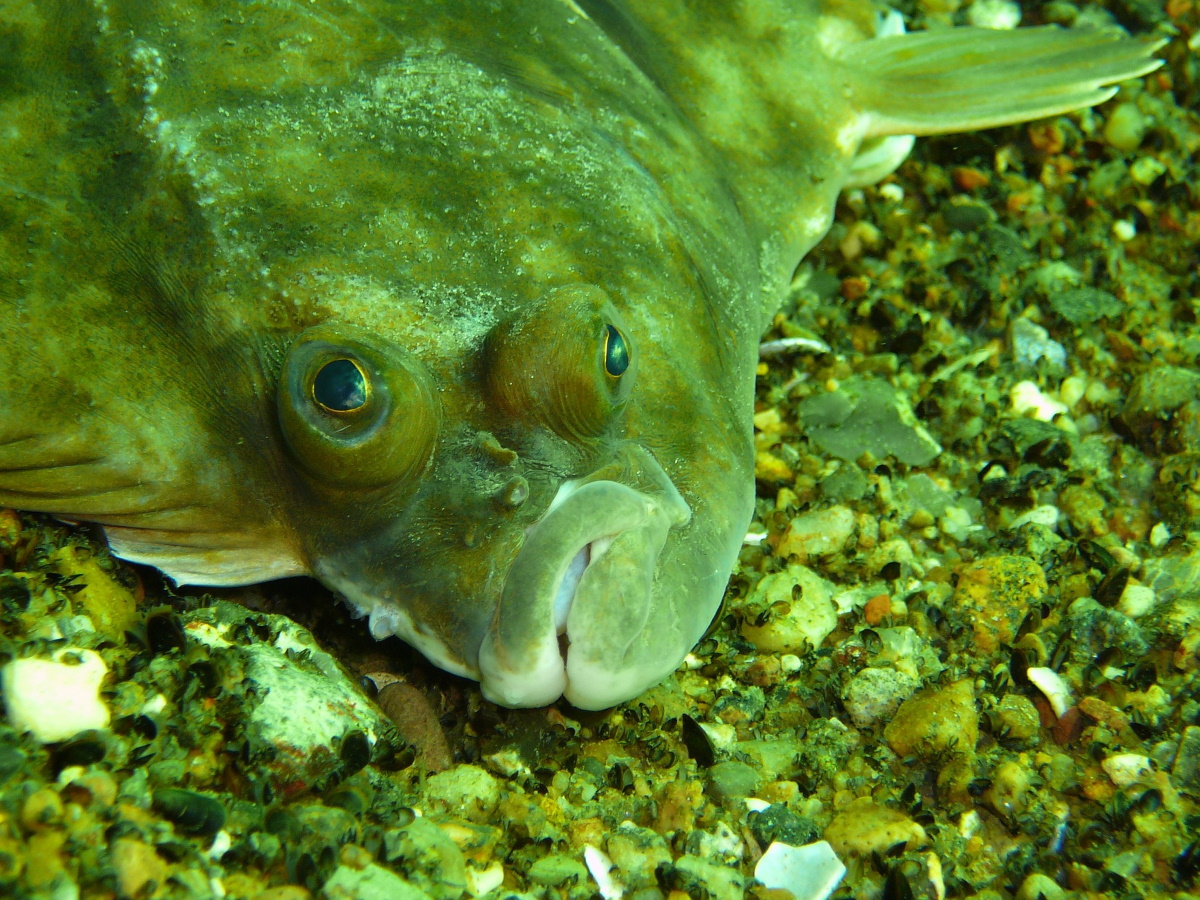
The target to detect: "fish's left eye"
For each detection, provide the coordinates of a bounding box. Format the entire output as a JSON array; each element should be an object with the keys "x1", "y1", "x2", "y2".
[
  {"x1": 313, "y1": 358, "x2": 369, "y2": 412},
  {"x1": 603, "y1": 325, "x2": 629, "y2": 378}
]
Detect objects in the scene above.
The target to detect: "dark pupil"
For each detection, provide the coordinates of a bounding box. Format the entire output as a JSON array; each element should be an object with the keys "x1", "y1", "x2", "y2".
[
  {"x1": 313, "y1": 358, "x2": 368, "y2": 411},
  {"x1": 604, "y1": 325, "x2": 629, "y2": 377}
]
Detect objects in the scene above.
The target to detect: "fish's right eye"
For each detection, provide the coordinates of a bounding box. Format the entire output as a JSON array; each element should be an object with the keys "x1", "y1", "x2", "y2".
[
  {"x1": 279, "y1": 326, "x2": 439, "y2": 488},
  {"x1": 485, "y1": 284, "x2": 635, "y2": 441}
]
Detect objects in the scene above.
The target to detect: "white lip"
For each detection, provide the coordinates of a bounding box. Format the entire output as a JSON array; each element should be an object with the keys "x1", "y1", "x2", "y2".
[{"x1": 477, "y1": 471, "x2": 690, "y2": 709}]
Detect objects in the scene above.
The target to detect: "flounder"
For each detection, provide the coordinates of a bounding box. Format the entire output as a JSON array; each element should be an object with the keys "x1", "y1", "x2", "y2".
[{"x1": 0, "y1": 1, "x2": 1161, "y2": 708}]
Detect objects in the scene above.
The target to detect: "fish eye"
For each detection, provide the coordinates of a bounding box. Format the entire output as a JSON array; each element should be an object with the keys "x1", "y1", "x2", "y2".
[
  {"x1": 312, "y1": 358, "x2": 369, "y2": 413},
  {"x1": 603, "y1": 325, "x2": 629, "y2": 378}
]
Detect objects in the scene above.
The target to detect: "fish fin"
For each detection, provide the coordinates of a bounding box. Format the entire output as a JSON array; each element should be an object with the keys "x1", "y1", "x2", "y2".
[
  {"x1": 0, "y1": 432, "x2": 307, "y2": 587},
  {"x1": 103, "y1": 526, "x2": 307, "y2": 587},
  {"x1": 838, "y1": 25, "x2": 1166, "y2": 140}
]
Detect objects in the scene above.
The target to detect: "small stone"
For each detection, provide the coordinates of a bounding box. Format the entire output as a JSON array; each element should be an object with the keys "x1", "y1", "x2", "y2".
[
  {"x1": 705, "y1": 761, "x2": 762, "y2": 803},
  {"x1": 1011, "y1": 318, "x2": 1066, "y2": 369},
  {"x1": 1027, "y1": 666, "x2": 1073, "y2": 720},
  {"x1": 841, "y1": 667, "x2": 919, "y2": 729},
  {"x1": 1015, "y1": 873, "x2": 1066, "y2": 900},
  {"x1": 1104, "y1": 102, "x2": 1146, "y2": 152},
  {"x1": 528, "y1": 854, "x2": 588, "y2": 887},
  {"x1": 2, "y1": 648, "x2": 111, "y2": 743},
  {"x1": 1010, "y1": 381, "x2": 1066, "y2": 421},
  {"x1": 1172, "y1": 726, "x2": 1200, "y2": 791},
  {"x1": 950, "y1": 556, "x2": 1046, "y2": 654},
  {"x1": 251, "y1": 888, "x2": 314, "y2": 900},
  {"x1": 607, "y1": 824, "x2": 671, "y2": 890},
  {"x1": 987, "y1": 760, "x2": 1031, "y2": 816},
  {"x1": 991, "y1": 694, "x2": 1041, "y2": 743},
  {"x1": 777, "y1": 507, "x2": 856, "y2": 560},
  {"x1": 112, "y1": 838, "x2": 170, "y2": 900},
  {"x1": 740, "y1": 564, "x2": 838, "y2": 655},
  {"x1": 824, "y1": 798, "x2": 927, "y2": 858},
  {"x1": 424, "y1": 765, "x2": 502, "y2": 821},
  {"x1": 968, "y1": 0, "x2": 1021, "y2": 29},
  {"x1": 670, "y1": 855, "x2": 744, "y2": 900},
  {"x1": 884, "y1": 679, "x2": 978, "y2": 761},
  {"x1": 1117, "y1": 583, "x2": 1157, "y2": 618},
  {"x1": 799, "y1": 377, "x2": 941, "y2": 467},
  {"x1": 322, "y1": 863, "x2": 431, "y2": 900},
  {"x1": 20, "y1": 787, "x2": 64, "y2": 832},
  {"x1": 1102, "y1": 753, "x2": 1152, "y2": 789}
]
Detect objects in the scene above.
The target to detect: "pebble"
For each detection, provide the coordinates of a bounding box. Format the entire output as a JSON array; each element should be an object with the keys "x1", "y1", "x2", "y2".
[
  {"x1": 1015, "y1": 873, "x2": 1066, "y2": 900},
  {"x1": 991, "y1": 694, "x2": 1042, "y2": 743},
  {"x1": 949, "y1": 556, "x2": 1046, "y2": 654},
  {"x1": 967, "y1": 0, "x2": 1021, "y2": 29},
  {"x1": 1011, "y1": 318, "x2": 1067, "y2": 369},
  {"x1": 424, "y1": 765, "x2": 502, "y2": 821},
  {"x1": 824, "y1": 798, "x2": 927, "y2": 858},
  {"x1": 841, "y1": 667, "x2": 919, "y2": 729},
  {"x1": 705, "y1": 761, "x2": 762, "y2": 803},
  {"x1": 2, "y1": 648, "x2": 111, "y2": 743},
  {"x1": 112, "y1": 837, "x2": 170, "y2": 900},
  {"x1": 528, "y1": 854, "x2": 588, "y2": 887},
  {"x1": 776, "y1": 507, "x2": 856, "y2": 560},
  {"x1": 884, "y1": 679, "x2": 979, "y2": 762},
  {"x1": 669, "y1": 855, "x2": 744, "y2": 900},
  {"x1": 1104, "y1": 102, "x2": 1146, "y2": 152},
  {"x1": 739, "y1": 564, "x2": 838, "y2": 655},
  {"x1": 321, "y1": 863, "x2": 430, "y2": 900},
  {"x1": 606, "y1": 824, "x2": 671, "y2": 890},
  {"x1": 1102, "y1": 753, "x2": 1153, "y2": 789},
  {"x1": 1010, "y1": 381, "x2": 1067, "y2": 421}
]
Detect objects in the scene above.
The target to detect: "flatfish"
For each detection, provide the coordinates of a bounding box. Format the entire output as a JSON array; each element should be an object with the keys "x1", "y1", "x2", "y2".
[{"x1": 0, "y1": 0, "x2": 1161, "y2": 707}]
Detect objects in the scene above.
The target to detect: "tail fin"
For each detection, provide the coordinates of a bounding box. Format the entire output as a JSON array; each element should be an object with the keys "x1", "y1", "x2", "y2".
[{"x1": 838, "y1": 25, "x2": 1166, "y2": 139}]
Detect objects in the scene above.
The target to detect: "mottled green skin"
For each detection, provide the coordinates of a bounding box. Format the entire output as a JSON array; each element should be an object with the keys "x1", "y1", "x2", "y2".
[{"x1": 0, "y1": 0, "x2": 1155, "y2": 706}]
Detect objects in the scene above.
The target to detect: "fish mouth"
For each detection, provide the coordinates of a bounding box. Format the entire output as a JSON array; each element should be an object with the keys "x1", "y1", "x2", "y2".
[{"x1": 478, "y1": 447, "x2": 691, "y2": 709}]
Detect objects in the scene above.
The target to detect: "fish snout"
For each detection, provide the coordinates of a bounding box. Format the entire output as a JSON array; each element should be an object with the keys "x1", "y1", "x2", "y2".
[{"x1": 477, "y1": 448, "x2": 691, "y2": 709}]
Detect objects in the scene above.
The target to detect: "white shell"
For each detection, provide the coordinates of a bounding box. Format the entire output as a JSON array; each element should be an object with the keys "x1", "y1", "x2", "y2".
[
  {"x1": 584, "y1": 845, "x2": 623, "y2": 900},
  {"x1": 1026, "y1": 666, "x2": 1073, "y2": 719},
  {"x1": 2, "y1": 649, "x2": 110, "y2": 742},
  {"x1": 754, "y1": 840, "x2": 846, "y2": 900}
]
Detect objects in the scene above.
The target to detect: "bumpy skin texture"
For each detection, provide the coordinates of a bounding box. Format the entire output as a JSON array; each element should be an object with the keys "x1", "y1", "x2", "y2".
[{"x1": 0, "y1": 0, "x2": 1157, "y2": 707}]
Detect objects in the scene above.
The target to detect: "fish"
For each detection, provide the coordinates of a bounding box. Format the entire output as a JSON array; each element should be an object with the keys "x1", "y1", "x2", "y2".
[{"x1": 0, "y1": 0, "x2": 1162, "y2": 708}]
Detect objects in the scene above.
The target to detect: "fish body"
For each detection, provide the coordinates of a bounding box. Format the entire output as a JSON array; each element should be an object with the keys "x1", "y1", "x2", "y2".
[{"x1": 0, "y1": 1, "x2": 1161, "y2": 707}]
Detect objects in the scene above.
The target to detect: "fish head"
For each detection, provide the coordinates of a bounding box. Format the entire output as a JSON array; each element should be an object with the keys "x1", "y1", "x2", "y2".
[{"x1": 278, "y1": 276, "x2": 754, "y2": 710}]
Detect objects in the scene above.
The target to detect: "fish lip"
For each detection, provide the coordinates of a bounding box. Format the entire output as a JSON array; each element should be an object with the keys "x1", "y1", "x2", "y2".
[{"x1": 478, "y1": 446, "x2": 690, "y2": 709}]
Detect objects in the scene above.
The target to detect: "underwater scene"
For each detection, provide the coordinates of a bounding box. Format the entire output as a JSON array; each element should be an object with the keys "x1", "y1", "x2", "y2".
[{"x1": 1, "y1": 0, "x2": 1199, "y2": 898}]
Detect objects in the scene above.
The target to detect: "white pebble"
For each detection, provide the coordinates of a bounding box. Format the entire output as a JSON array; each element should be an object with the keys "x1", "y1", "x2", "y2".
[
  {"x1": 1011, "y1": 381, "x2": 1067, "y2": 421},
  {"x1": 1059, "y1": 376, "x2": 1086, "y2": 409},
  {"x1": 465, "y1": 863, "x2": 505, "y2": 897},
  {"x1": 1007, "y1": 505, "x2": 1059, "y2": 531},
  {"x1": 1149, "y1": 522, "x2": 1171, "y2": 548},
  {"x1": 2, "y1": 649, "x2": 110, "y2": 743},
  {"x1": 754, "y1": 841, "x2": 847, "y2": 900},
  {"x1": 1117, "y1": 584, "x2": 1157, "y2": 618},
  {"x1": 968, "y1": 0, "x2": 1022, "y2": 29},
  {"x1": 1102, "y1": 753, "x2": 1152, "y2": 789},
  {"x1": 1112, "y1": 220, "x2": 1136, "y2": 242},
  {"x1": 879, "y1": 183, "x2": 905, "y2": 202},
  {"x1": 1027, "y1": 666, "x2": 1073, "y2": 719}
]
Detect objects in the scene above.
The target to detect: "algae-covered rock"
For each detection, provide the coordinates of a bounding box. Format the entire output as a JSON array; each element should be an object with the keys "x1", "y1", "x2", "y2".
[
  {"x1": 527, "y1": 854, "x2": 588, "y2": 887},
  {"x1": 739, "y1": 564, "x2": 838, "y2": 655},
  {"x1": 322, "y1": 863, "x2": 432, "y2": 900},
  {"x1": 668, "y1": 855, "x2": 744, "y2": 900},
  {"x1": 183, "y1": 603, "x2": 401, "y2": 797},
  {"x1": 824, "y1": 798, "x2": 927, "y2": 858},
  {"x1": 884, "y1": 679, "x2": 978, "y2": 762},
  {"x1": 991, "y1": 694, "x2": 1042, "y2": 745},
  {"x1": 800, "y1": 377, "x2": 942, "y2": 466},
  {"x1": 950, "y1": 555, "x2": 1046, "y2": 654},
  {"x1": 841, "y1": 666, "x2": 920, "y2": 729},
  {"x1": 705, "y1": 761, "x2": 762, "y2": 803},
  {"x1": 424, "y1": 765, "x2": 502, "y2": 822}
]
